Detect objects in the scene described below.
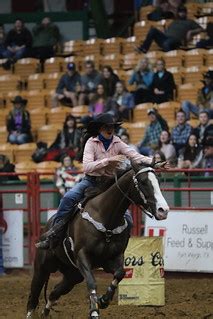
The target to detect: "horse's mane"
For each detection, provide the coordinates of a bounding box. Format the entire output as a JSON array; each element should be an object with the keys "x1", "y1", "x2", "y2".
[{"x1": 82, "y1": 168, "x2": 132, "y2": 206}]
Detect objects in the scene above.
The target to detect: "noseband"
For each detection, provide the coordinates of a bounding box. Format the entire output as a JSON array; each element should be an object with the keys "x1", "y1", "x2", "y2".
[{"x1": 115, "y1": 167, "x2": 156, "y2": 219}]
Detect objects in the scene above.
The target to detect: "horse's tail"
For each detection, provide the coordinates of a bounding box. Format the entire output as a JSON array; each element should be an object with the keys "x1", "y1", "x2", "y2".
[{"x1": 44, "y1": 274, "x2": 50, "y2": 304}]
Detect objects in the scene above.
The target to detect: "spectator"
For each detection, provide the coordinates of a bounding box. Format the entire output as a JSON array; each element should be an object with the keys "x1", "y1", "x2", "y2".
[
  {"x1": 158, "y1": 130, "x2": 177, "y2": 163},
  {"x1": 7, "y1": 96, "x2": 32, "y2": 145},
  {"x1": 128, "y1": 57, "x2": 154, "y2": 104},
  {"x1": 31, "y1": 17, "x2": 61, "y2": 60},
  {"x1": 193, "y1": 111, "x2": 213, "y2": 144},
  {"x1": 52, "y1": 62, "x2": 83, "y2": 107},
  {"x1": 47, "y1": 115, "x2": 82, "y2": 161},
  {"x1": 191, "y1": 138, "x2": 213, "y2": 177},
  {"x1": 181, "y1": 70, "x2": 213, "y2": 120},
  {"x1": 81, "y1": 60, "x2": 102, "y2": 103},
  {"x1": 136, "y1": 6, "x2": 202, "y2": 53},
  {"x1": 148, "y1": 0, "x2": 184, "y2": 21},
  {"x1": 105, "y1": 81, "x2": 135, "y2": 121},
  {"x1": 151, "y1": 58, "x2": 176, "y2": 104},
  {"x1": 171, "y1": 109, "x2": 192, "y2": 155},
  {"x1": 0, "y1": 154, "x2": 18, "y2": 182},
  {"x1": 196, "y1": 22, "x2": 213, "y2": 49},
  {"x1": 0, "y1": 24, "x2": 7, "y2": 59},
  {"x1": 100, "y1": 65, "x2": 120, "y2": 97},
  {"x1": 177, "y1": 134, "x2": 201, "y2": 169},
  {"x1": 153, "y1": 150, "x2": 166, "y2": 163},
  {"x1": 138, "y1": 108, "x2": 168, "y2": 156},
  {"x1": 4, "y1": 19, "x2": 32, "y2": 61},
  {"x1": 55, "y1": 154, "x2": 83, "y2": 197},
  {"x1": 89, "y1": 84, "x2": 107, "y2": 116},
  {"x1": 120, "y1": 132, "x2": 138, "y2": 151}
]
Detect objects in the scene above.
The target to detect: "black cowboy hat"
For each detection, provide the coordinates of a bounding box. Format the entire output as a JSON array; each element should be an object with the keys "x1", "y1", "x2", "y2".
[
  {"x1": 87, "y1": 113, "x2": 122, "y2": 134},
  {"x1": 11, "y1": 95, "x2": 27, "y2": 105}
]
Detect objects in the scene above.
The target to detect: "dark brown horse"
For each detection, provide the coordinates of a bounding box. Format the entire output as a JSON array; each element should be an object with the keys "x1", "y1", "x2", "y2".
[{"x1": 26, "y1": 161, "x2": 169, "y2": 319}]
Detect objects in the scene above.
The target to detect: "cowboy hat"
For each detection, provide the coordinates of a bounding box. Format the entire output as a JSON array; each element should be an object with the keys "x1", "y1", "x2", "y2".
[
  {"x1": 11, "y1": 95, "x2": 27, "y2": 105},
  {"x1": 87, "y1": 113, "x2": 122, "y2": 135}
]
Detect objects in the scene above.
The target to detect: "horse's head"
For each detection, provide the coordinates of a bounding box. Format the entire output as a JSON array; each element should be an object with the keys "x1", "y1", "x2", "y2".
[{"x1": 131, "y1": 161, "x2": 169, "y2": 220}]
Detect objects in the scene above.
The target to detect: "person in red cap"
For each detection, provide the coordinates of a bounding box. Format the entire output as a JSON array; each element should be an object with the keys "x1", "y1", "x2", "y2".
[
  {"x1": 52, "y1": 62, "x2": 83, "y2": 107},
  {"x1": 36, "y1": 113, "x2": 169, "y2": 249}
]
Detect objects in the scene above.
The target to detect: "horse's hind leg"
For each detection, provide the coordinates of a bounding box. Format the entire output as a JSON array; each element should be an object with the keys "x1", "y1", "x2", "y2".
[
  {"x1": 99, "y1": 255, "x2": 125, "y2": 309},
  {"x1": 43, "y1": 266, "x2": 83, "y2": 317}
]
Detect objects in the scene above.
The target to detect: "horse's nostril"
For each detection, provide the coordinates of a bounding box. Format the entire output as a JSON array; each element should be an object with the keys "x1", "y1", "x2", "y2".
[{"x1": 158, "y1": 207, "x2": 165, "y2": 213}]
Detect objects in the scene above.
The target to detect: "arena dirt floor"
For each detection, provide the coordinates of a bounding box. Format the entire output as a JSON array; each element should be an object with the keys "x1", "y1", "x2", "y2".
[{"x1": 0, "y1": 271, "x2": 212, "y2": 319}]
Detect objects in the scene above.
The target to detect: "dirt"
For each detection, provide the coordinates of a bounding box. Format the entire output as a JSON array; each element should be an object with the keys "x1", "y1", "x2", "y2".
[{"x1": 0, "y1": 271, "x2": 213, "y2": 319}]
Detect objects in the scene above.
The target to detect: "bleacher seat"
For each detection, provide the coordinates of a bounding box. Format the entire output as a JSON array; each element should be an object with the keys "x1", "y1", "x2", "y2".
[
  {"x1": 14, "y1": 58, "x2": 40, "y2": 80},
  {"x1": 36, "y1": 161, "x2": 61, "y2": 180},
  {"x1": 47, "y1": 106, "x2": 71, "y2": 125},
  {"x1": 0, "y1": 126, "x2": 7, "y2": 144},
  {"x1": 14, "y1": 143, "x2": 37, "y2": 163},
  {"x1": 37, "y1": 124, "x2": 62, "y2": 146},
  {"x1": 44, "y1": 57, "x2": 63, "y2": 74},
  {"x1": 27, "y1": 74, "x2": 45, "y2": 91},
  {"x1": 30, "y1": 108, "x2": 47, "y2": 130},
  {"x1": 102, "y1": 37, "x2": 123, "y2": 55},
  {"x1": 0, "y1": 75, "x2": 21, "y2": 93}
]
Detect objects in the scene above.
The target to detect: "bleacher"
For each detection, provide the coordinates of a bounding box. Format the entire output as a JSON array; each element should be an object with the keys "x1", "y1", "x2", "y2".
[{"x1": 0, "y1": 1, "x2": 212, "y2": 171}]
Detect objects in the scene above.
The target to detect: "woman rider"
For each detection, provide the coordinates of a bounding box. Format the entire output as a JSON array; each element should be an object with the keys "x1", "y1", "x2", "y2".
[{"x1": 36, "y1": 113, "x2": 168, "y2": 249}]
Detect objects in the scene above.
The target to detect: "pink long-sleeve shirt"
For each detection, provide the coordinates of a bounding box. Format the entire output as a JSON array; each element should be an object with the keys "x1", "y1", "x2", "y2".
[{"x1": 83, "y1": 136, "x2": 152, "y2": 177}]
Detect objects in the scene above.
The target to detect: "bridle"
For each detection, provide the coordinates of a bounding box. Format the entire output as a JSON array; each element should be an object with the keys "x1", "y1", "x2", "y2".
[{"x1": 114, "y1": 167, "x2": 156, "y2": 219}]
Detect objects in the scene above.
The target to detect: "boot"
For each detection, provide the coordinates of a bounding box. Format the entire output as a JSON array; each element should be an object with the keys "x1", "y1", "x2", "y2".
[{"x1": 35, "y1": 218, "x2": 67, "y2": 249}]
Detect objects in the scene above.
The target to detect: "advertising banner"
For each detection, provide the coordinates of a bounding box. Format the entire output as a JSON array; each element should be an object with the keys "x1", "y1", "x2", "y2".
[
  {"x1": 145, "y1": 210, "x2": 213, "y2": 272},
  {"x1": 118, "y1": 237, "x2": 165, "y2": 306},
  {"x1": 2, "y1": 210, "x2": 24, "y2": 268}
]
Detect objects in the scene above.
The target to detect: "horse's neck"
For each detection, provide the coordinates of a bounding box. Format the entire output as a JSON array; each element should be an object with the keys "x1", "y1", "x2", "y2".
[{"x1": 88, "y1": 170, "x2": 134, "y2": 228}]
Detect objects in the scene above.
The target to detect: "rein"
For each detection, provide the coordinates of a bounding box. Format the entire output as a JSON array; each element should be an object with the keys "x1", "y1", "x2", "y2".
[{"x1": 114, "y1": 167, "x2": 155, "y2": 219}]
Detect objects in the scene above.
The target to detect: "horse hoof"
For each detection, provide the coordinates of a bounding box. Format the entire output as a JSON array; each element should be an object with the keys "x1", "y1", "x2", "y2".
[
  {"x1": 41, "y1": 308, "x2": 50, "y2": 317},
  {"x1": 26, "y1": 310, "x2": 34, "y2": 319},
  {"x1": 98, "y1": 296, "x2": 109, "y2": 309},
  {"x1": 90, "y1": 310, "x2": 100, "y2": 319}
]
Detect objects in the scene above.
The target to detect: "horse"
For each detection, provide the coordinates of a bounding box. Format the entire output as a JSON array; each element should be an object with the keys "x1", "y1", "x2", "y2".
[{"x1": 26, "y1": 161, "x2": 169, "y2": 319}]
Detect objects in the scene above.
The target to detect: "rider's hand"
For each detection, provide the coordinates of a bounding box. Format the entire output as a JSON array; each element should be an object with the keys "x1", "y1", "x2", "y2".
[
  {"x1": 109, "y1": 155, "x2": 126, "y2": 163},
  {"x1": 154, "y1": 161, "x2": 170, "y2": 169}
]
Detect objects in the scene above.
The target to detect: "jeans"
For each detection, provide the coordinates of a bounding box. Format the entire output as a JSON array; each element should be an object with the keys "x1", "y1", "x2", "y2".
[
  {"x1": 182, "y1": 100, "x2": 213, "y2": 120},
  {"x1": 4, "y1": 46, "x2": 27, "y2": 60},
  {"x1": 138, "y1": 145, "x2": 154, "y2": 156},
  {"x1": 140, "y1": 27, "x2": 180, "y2": 52},
  {"x1": 8, "y1": 133, "x2": 30, "y2": 144},
  {"x1": 55, "y1": 175, "x2": 97, "y2": 220}
]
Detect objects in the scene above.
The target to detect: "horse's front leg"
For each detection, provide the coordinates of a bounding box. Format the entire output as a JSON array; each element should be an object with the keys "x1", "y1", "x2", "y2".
[
  {"x1": 99, "y1": 255, "x2": 125, "y2": 309},
  {"x1": 76, "y1": 249, "x2": 100, "y2": 319}
]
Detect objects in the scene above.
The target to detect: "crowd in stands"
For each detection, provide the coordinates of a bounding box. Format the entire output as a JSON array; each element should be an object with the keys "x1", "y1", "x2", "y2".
[{"x1": 0, "y1": 2, "x2": 213, "y2": 187}]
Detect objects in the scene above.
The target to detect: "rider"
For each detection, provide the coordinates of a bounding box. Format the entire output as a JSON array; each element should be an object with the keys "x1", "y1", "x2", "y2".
[{"x1": 36, "y1": 113, "x2": 167, "y2": 249}]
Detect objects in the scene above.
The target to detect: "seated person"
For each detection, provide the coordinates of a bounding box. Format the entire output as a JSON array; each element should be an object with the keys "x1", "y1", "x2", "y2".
[
  {"x1": 151, "y1": 58, "x2": 176, "y2": 104},
  {"x1": 136, "y1": 6, "x2": 202, "y2": 53},
  {"x1": 7, "y1": 96, "x2": 33, "y2": 145},
  {"x1": 0, "y1": 24, "x2": 7, "y2": 59},
  {"x1": 148, "y1": 0, "x2": 184, "y2": 21},
  {"x1": 181, "y1": 71, "x2": 213, "y2": 120},
  {"x1": 177, "y1": 134, "x2": 202, "y2": 169},
  {"x1": 88, "y1": 84, "x2": 107, "y2": 116},
  {"x1": 55, "y1": 154, "x2": 83, "y2": 197},
  {"x1": 105, "y1": 81, "x2": 135, "y2": 121},
  {"x1": 100, "y1": 65, "x2": 120, "y2": 97},
  {"x1": 81, "y1": 60, "x2": 102, "y2": 104},
  {"x1": 158, "y1": 130, "x2": 177, "y2": 164},
  {"x1": 46, "y1": 115, "x2": 82, "y2": 161},
  {"x1": 128, "y1": 57, "x2": 154, "y2": 104},
  {"x1": 4, "y1": 19, "x2": 32, "y2": 61},
  {"x1": 193, "y1": 111, "x2": 213, "y2": 144},
  {"x1": 31, "y1": 17, "x2": 62, "y2": 60},
  {"x1": 0, "y1": 154, "x2": 18, "y2": 182},
  {"x1": 52, "y1": 62, "x2": 83, "y2": 107},
  {"x1": 138, "y1": 108, "x2": 168, "y2": 156},
  {"x1": 196, "y1": 22, "x2": 213, "y2": 49},
  {"x1": 171, "y1": 109, "x2": 192, "y2": 155}
]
